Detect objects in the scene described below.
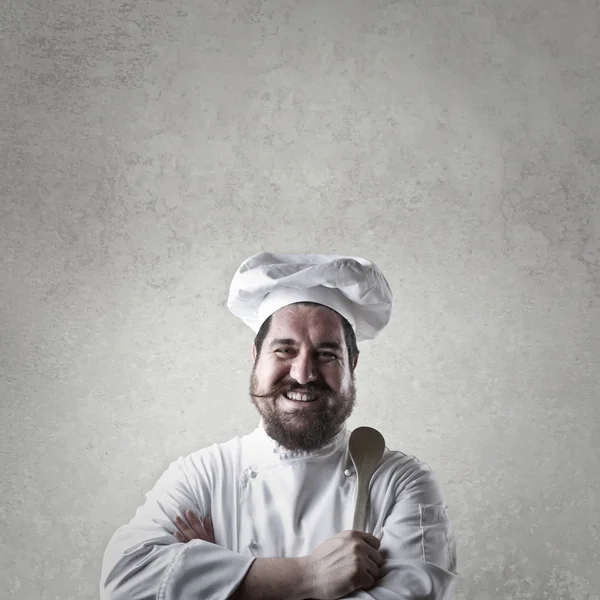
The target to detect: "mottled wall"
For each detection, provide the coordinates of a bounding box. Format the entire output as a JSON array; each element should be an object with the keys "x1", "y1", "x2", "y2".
[{"x1": 1, "y1": 0, "x2": 599, "y2": 598}]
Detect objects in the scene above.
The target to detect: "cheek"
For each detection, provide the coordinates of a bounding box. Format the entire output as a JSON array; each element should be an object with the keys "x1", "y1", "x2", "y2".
[
  {"x1": 267, "y1": 364, "x2": 288, "y2": 381},
  {"x1": 327, "y1": 370, "x2": 345, "y2": 387}
]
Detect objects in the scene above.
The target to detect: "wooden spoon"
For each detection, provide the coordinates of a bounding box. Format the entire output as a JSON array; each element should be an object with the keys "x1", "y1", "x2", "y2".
[{"x1": 348, "y1": 426, "x2": 386, "y2": 531}]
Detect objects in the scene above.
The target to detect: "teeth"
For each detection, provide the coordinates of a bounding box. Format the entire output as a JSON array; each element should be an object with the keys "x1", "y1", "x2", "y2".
[{"x1": 286, "y1": 392, "x2": 316, "y2": 402}]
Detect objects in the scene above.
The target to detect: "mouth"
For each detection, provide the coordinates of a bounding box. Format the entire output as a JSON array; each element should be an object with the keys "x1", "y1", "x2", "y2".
[{"x1": 280, "y1": 392, "x2": 320, "y2": 407}]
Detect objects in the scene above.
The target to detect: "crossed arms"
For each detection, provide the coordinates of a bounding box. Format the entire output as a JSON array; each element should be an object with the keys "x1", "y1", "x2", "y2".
[{"x1": 100, "y1": 455, "x2": 457, "y2": 600}]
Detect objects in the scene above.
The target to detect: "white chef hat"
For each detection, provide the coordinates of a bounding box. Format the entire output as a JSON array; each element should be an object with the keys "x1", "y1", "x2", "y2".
[{"x1": 227, "y1": 251, "x2": 394, "y2": 343}]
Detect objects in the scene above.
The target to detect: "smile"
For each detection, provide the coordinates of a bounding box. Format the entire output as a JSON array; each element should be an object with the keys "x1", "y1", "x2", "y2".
[
  {"x1": 280, "y1": 393, "x2": 320, "y2": 406},
  {"x1": 285, "y1": 391, "x2": 317, "y2": 401}
]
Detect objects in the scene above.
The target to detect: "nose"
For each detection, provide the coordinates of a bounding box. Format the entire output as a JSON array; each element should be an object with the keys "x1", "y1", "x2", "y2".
[{"x1": 289, "y1": 356, "x2": 319, "y2": 386}]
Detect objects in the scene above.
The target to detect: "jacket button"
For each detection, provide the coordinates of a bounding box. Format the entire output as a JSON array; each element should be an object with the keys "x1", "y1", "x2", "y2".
[
  {"x1": 248, "y1": 540, "x2": 258, "y2": 549},
  {"x1": 344, "y1": 469, "x2": 353, "y2": 477},
  {"x1": 249, "y1": 469, "x2": 257, "y2": 478}
]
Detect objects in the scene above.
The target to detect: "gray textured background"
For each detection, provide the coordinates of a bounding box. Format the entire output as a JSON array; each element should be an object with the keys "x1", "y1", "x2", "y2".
[{"x1": 1, "y1": 0, "x2": 599, "y2": 598}]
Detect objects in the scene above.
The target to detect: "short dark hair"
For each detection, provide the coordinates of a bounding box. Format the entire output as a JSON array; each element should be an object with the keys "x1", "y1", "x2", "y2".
[{"x1": 253, "y1": 302, "x2": 360, "y2": 373}]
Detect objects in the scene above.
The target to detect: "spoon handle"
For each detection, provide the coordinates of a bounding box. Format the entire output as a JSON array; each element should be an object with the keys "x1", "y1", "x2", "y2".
[{"x1": 352, "y1": 477, "x2": 370, "y2": 531}]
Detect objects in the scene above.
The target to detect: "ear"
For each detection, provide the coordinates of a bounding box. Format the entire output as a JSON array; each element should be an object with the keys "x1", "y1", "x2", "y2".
[
  {"x1": 353, "y1": 355, "x2": 358, "y2": 370},
  {"x1": 252, "y1": 344, "x2": 257, "y2": 362}
]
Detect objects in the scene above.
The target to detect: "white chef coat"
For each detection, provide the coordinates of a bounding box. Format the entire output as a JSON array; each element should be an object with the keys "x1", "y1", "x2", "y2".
[{"x1": 100, "y1": 420, "x2": 458, "y2": 600}]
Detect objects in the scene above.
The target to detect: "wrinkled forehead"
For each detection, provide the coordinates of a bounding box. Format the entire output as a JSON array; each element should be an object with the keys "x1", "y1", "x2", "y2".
[{"x1": 268, "y1": 303, "x2": 345, "y2": 342}]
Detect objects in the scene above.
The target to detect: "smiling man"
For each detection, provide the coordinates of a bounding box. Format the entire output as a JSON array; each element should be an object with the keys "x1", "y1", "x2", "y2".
[
  {"x1": 100, "y1": 251, "x2": 458, "y2": 600},
  {"x1": 249, "y1": 302, "x2": 357, "y2": 454}
]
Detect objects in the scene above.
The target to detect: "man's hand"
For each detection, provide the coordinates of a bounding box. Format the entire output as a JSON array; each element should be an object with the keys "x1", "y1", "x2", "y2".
[
  {"x1": 172, "y1": 509, "x2": 215, "y2": 544},
  {"x1": 300, "y1": 530, "x2": 384, "y2": 600}
]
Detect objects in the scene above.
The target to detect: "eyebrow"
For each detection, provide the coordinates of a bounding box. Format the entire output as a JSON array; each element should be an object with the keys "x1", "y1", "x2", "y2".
[{"x1": 268, "y1": 338, "x2": 343, "y2": 351}]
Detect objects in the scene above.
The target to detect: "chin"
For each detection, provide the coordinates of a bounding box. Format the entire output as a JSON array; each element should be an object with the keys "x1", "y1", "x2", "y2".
[{"x1": 262, "y1": 413, "x2": 338, "y2": 452}]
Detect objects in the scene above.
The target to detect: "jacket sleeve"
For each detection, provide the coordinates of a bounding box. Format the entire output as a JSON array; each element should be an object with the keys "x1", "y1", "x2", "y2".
[
  {"x1": 344, "y1": 461, "x2": 458, "y2": 600},
  {"x1": 100, "y1": 455, "x2": 255, "y2": 600}
]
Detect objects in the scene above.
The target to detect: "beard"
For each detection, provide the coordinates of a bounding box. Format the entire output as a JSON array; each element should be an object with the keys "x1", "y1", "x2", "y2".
[{"x1": 249, "y1": 369, "x2": 356, "y2": 452}]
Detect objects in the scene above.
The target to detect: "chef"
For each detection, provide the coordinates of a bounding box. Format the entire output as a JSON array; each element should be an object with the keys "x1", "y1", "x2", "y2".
[{"x1": 100, "y1": 251, "x2": 458, "y2": 600}]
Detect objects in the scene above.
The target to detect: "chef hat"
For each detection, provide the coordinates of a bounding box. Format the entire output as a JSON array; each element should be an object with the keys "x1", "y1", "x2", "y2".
[{"x1": 227, "y1": 251, "x2": 394, "y2": 343}]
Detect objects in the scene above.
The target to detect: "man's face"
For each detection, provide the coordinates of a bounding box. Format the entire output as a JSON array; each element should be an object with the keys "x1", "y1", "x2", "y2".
[{"x1": 248, "y1": 303, "x2": 358, "y2": 452}]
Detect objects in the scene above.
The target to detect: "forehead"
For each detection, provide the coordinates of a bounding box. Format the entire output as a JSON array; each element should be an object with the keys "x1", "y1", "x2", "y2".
[{"x1": 268, "y1": 304, "x2": 344, "y2": 342}]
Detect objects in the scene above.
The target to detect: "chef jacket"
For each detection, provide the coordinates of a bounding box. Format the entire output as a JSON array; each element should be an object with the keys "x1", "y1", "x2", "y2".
[{"x1": 100, "y1": 420, "x2": 458, "y2": 599}]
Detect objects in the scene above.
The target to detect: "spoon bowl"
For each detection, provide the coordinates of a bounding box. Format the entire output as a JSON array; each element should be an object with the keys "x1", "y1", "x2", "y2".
[{"x1": 348, "y1": 426, "x2": 386, "y2": 531}]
